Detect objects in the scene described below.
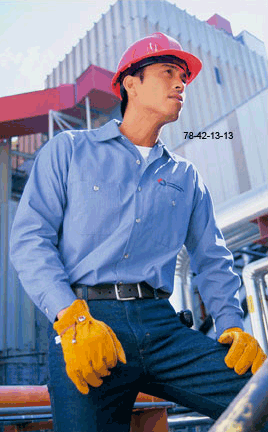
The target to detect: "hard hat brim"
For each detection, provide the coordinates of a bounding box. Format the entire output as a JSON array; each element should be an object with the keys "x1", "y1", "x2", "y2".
[{"x1": 112, "y1": 49, "x2": 202, "y2": 100}]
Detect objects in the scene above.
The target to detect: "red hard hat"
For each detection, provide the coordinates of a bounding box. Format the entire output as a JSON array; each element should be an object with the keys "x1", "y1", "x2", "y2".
[{"x1": 111, "y1": 32, "x2": 202, "y2": 100}]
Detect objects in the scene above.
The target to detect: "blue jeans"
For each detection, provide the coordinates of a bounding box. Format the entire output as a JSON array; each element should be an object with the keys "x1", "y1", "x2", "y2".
[{"x1": 47, "y1": 297, "x2": 264, "y2": 432}]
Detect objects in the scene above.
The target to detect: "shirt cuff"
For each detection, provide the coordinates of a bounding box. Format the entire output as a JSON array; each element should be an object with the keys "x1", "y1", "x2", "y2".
[
  {"x1": 41, "y1": 286, "x2": 78, "y2": 324},
  {"x1": 215, "y1": 314, "x2": 244, "y2": 340}
]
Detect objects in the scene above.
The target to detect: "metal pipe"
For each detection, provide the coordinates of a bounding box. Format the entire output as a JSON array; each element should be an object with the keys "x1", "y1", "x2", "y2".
[
  {"x1": 258, "y1": 278, "x2": 268, "y2": 337},
  {"x1": 242, "y1": 256, "x2": 268, "y2": 354},
  {"x1": 85, "y1": 96, "x2": 91, "y2": 130},
  {"x1": 168, "y1": 414, "x2": 213, "y2": 427},
  {"x1": 0, "y1": 406, "x2": 51, "y2": 415},
  {"x1": 48, "y1": 109, "x2": 54, "y2": 140},
  {"x1": 216, "y1": 183, "x2": 268, "y2": 249},
  {"x1": 0, "y1": 402, "x2": 176, "y2": 416},
  {"x1": 208, "y1": 359, "x2": 268, "y2": 432},
  {"x1": 174, "y1": 184, "x2": 268, "y2": 335},
  {"x1": 0, "y1": 414, "x2": 51, "y2": 424}
]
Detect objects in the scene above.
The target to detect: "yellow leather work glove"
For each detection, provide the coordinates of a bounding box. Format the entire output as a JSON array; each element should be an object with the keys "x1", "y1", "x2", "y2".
[
  {"x1": 53, "y1": 299, "x2": 127, "y2": 394},
  {"x1": 218, "y1": 327, "x2": 267, "y2": 375}
]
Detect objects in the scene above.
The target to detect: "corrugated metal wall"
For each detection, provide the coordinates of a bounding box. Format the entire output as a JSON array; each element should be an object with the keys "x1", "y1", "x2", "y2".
[
  {"x1": 174, "y1": 88, "x2": 268, "y2": 207},
  {"x1": 45, "y1": 0, "x2": 268, "y2": 152},
  {"x1": 1, "y1": 199, "x2": 50, "y2": 385}
]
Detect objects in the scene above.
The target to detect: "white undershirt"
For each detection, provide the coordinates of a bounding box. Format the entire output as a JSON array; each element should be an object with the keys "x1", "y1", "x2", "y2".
[{"x1": 134, "y1": 144, "x2": 153, "y2": 162}]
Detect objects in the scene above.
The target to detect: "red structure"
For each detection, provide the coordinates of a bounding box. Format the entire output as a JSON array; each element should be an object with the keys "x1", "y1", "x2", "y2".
[
  {"x1": 206, "y1": 14, "x2": 233, "y2": 35},
  {"x1": 0, "y1": 386, "x2": 172, "y2": 431},
  {"x1": 0, "y1": 64, "x2": 119, "y2": 139}
]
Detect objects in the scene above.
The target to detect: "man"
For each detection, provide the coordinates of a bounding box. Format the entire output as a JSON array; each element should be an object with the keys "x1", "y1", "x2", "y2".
[{"x1": 9, "y1": 32, "x2": 267, "y2": 432}]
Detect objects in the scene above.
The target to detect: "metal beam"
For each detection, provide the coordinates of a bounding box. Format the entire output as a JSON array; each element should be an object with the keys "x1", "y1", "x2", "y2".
[
  {"x1": 208, "y1": 359, "x2": 268, "y2": 431},
  {"x1": 10, "y1": 150, "x2": 35, "y2": 160},
  {"x1": 85, "y1": 96, "x2": 91, "y2": 129}
]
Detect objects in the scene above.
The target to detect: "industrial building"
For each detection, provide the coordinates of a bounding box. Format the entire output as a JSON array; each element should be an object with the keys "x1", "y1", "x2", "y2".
[{"x1": 0, "y1": 0, "x2": 268, "y2": 430}]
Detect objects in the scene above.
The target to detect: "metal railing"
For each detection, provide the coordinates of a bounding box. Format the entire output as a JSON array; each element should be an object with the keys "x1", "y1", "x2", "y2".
[{"x1": 208, "y1": 359, "x2": 268, "y2": 431}]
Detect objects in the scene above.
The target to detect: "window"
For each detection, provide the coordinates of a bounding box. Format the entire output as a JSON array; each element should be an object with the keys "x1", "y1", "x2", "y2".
[{"x1": 214, "y1": 67, "x2": 222, "y2": 84}]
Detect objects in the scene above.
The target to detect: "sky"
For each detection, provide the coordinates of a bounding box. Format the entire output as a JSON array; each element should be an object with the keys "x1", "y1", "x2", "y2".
[{"x1": 0, "y1": 0, "x2": 267, "y2": 98}]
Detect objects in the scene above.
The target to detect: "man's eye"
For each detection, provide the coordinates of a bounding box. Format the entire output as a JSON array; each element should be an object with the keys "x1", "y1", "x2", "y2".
[{"x1": 165, "y1": 69, "x2": 172, "y2": 75}]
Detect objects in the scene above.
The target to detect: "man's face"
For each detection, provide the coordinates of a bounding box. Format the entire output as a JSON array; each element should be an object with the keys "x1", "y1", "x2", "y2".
[{"x1": 130, "y1": 62, "x2": 187, "y2": 123}]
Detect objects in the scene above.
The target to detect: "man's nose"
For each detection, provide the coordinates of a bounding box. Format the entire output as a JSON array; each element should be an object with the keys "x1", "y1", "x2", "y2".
[{"x1": 174, "y1": 74, "x2": 185, "y2": 91}]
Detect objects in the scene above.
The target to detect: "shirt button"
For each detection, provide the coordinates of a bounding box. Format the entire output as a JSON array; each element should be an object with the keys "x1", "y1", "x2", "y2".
[
  {"x1": 124, "y1": 254, "x2": 129, "y2": 259},
  {"x1": 45, "y1": 308, "x2": 48, "y2": 314},
  {"x1": 93, "y1": 185, "x2": 99, "y2": 191},
  {"x1": 136, "y1": 218, "x2": 141, "y2": 223},
  {"x1": 172, "y1": 200, "x2": 176, "y2": 206},
  {"x1": 138, "y1": 186, "x2": 142, "y2": 191},
  {"x1": 136, "y1": 160, "x2": 141, "y2": 165}
]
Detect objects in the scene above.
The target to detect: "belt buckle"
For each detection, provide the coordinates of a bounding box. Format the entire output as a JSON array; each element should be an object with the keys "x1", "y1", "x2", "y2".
[{"x1": 114, "y1": 283, "x2": 143, "y2": 301}]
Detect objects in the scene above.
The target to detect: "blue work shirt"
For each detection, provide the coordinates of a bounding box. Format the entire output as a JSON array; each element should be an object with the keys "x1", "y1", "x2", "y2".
[{"x1": 9, "y1": 119, "x2": 244, "y2": 338}]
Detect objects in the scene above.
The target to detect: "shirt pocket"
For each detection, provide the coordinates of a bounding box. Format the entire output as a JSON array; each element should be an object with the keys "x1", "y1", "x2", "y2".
[
  {"x1": 70, "y1": 181, "x2": 120, "y2": 236},
  {"x1": 150, "y1": 180, "x2": 189, "y2": 249}
]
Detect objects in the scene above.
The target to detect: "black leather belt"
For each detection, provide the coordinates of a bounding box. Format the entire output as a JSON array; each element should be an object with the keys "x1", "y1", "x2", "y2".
[{"x1": 71, "y1": 282, "x2": 170, "y2": 301}]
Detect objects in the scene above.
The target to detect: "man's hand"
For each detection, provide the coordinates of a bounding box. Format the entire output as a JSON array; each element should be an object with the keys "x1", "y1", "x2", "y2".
[
  {"x1": 218, "y1": 327, "x2": 267, "y2": 375},
  {"x1": 53, "y1": 299, "x2": 127, "y2": 394}
]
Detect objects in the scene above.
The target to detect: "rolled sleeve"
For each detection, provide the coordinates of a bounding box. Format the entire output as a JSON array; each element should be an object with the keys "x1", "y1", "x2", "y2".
[
  {"x1": 184, "y1": 169, "x2": 244, "y2": 339},
  {"x1": 9, "y1": 132, "x2": 77, "y2": 324}
]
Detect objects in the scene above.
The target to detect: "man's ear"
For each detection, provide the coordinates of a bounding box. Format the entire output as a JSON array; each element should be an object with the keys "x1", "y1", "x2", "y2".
[{"x1": 122, "y1": 75, "x2": 137, "y2": 98}]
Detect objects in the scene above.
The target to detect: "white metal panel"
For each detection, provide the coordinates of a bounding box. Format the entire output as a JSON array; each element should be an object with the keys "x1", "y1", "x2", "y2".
[
  {"x1": 110, "y1": 2, "x2": 122, "y2": 38},
  {"x1": 105, "y1": 8, "x2": 114, "y2": 48},
  {"x1": 197, "y1": 45, "x2": 215, "y2": 126},
  {"x1": 214, "y1": 26, "x2": 225, "y2": 61},
  {"x1": 226, "y1": 63, "x2": 239, "y2": 107},
  {"x1": 242, "y1": 46, "x2": 256, "y2": 95},
  {"x1": 2, "y1": 200, "x2": 36, "y2": 352},
  {"x1": 74, "y1": 43, "x2": 82, "y2": 78},
  {"x1": 124, "y1": 13, "x2": 134, "y2": 48},
  {"x1": 183, "y1": 131, "x2": 216, "y2": 195},
  {"x1": 247, "y1": 90, "x2": 268, "y2": 183},
  {"x1": 182, "y1": 50, "x2": 202, "y2": 130},
  {"x1": 182, "y1": 120, "x2": 240, "y2": 205},
  {"x1": 189, "y1": 15, "x2": 200, "y2": 49},
  {"x1": 256, "y1": 54, "x2": 267, "y2": 88},
  {"x1": 99, "y1": 28, "x2": 108, "y2": 68},
  {"x1": 81, "y1": 35, "x2": 89, "y2": 72},
  {"x1": 218, "y1": 57, "x2": 233, "y2": 113},
  {"x1": 201, "y1": 131, "x2": 227, "y2": 204},
  {"x1": 118, "y1": 0, "x2": 127, "y2": 26},
  {"x1": 196, "y1": 19, "x2": 207, "y2": 49},
  {"x1": 127, "y1": 0, "x2": 137, "y2": 19},
  {"x1": 116, "y1": 30, "x2": 128, "y2": 63},
  {"x1": 132, "y1": 16, "x2": 142, "y2": 41},
  {"x1": 88, "y1": 28, "x2": 98, "y2": 65},
  {"x1": 259, "y1": 89, "x2": 268, "y2": 181},
  {"x1": 236, "y1": 93, "x2": 267, "y2": 188},
  {"x1": 98, "y1": 17, "x2": 106, "y2": 68},
  {"x1": 252, "y1": 50, "x2": 265, "y2": 90},
  {"x1": 215, "y1": 57, "x2": 229, "y2": 115},
  {"x1": 157, "y1": 0, "x2": 169, "y2": 31},
  {"x1": 136, "y1": 0, "x2": 148, "y2": 20},
  {"x1": 211, "y1": 118, "x2": 240, "y2": 201},
  {"x1": 62, "y1": 56, "x2": 69, "y2": 84},
  {"x1": 146, "y1": 0, "x2": 159, "y2": 25},
  {"x1": 206, "y1": 52, "x2": 222, "y2": 119},
  {"x1": 205, "y1": 21, "x2": 219, "y2": 57},
  {"x1": 53, "y1": 66, "x2": 60, "y2": 87}
]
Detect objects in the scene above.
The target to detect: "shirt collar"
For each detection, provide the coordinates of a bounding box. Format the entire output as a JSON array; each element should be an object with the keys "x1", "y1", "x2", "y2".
[{"x1": 95, "y1": 119, "x2": 178, "y2": 163}]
